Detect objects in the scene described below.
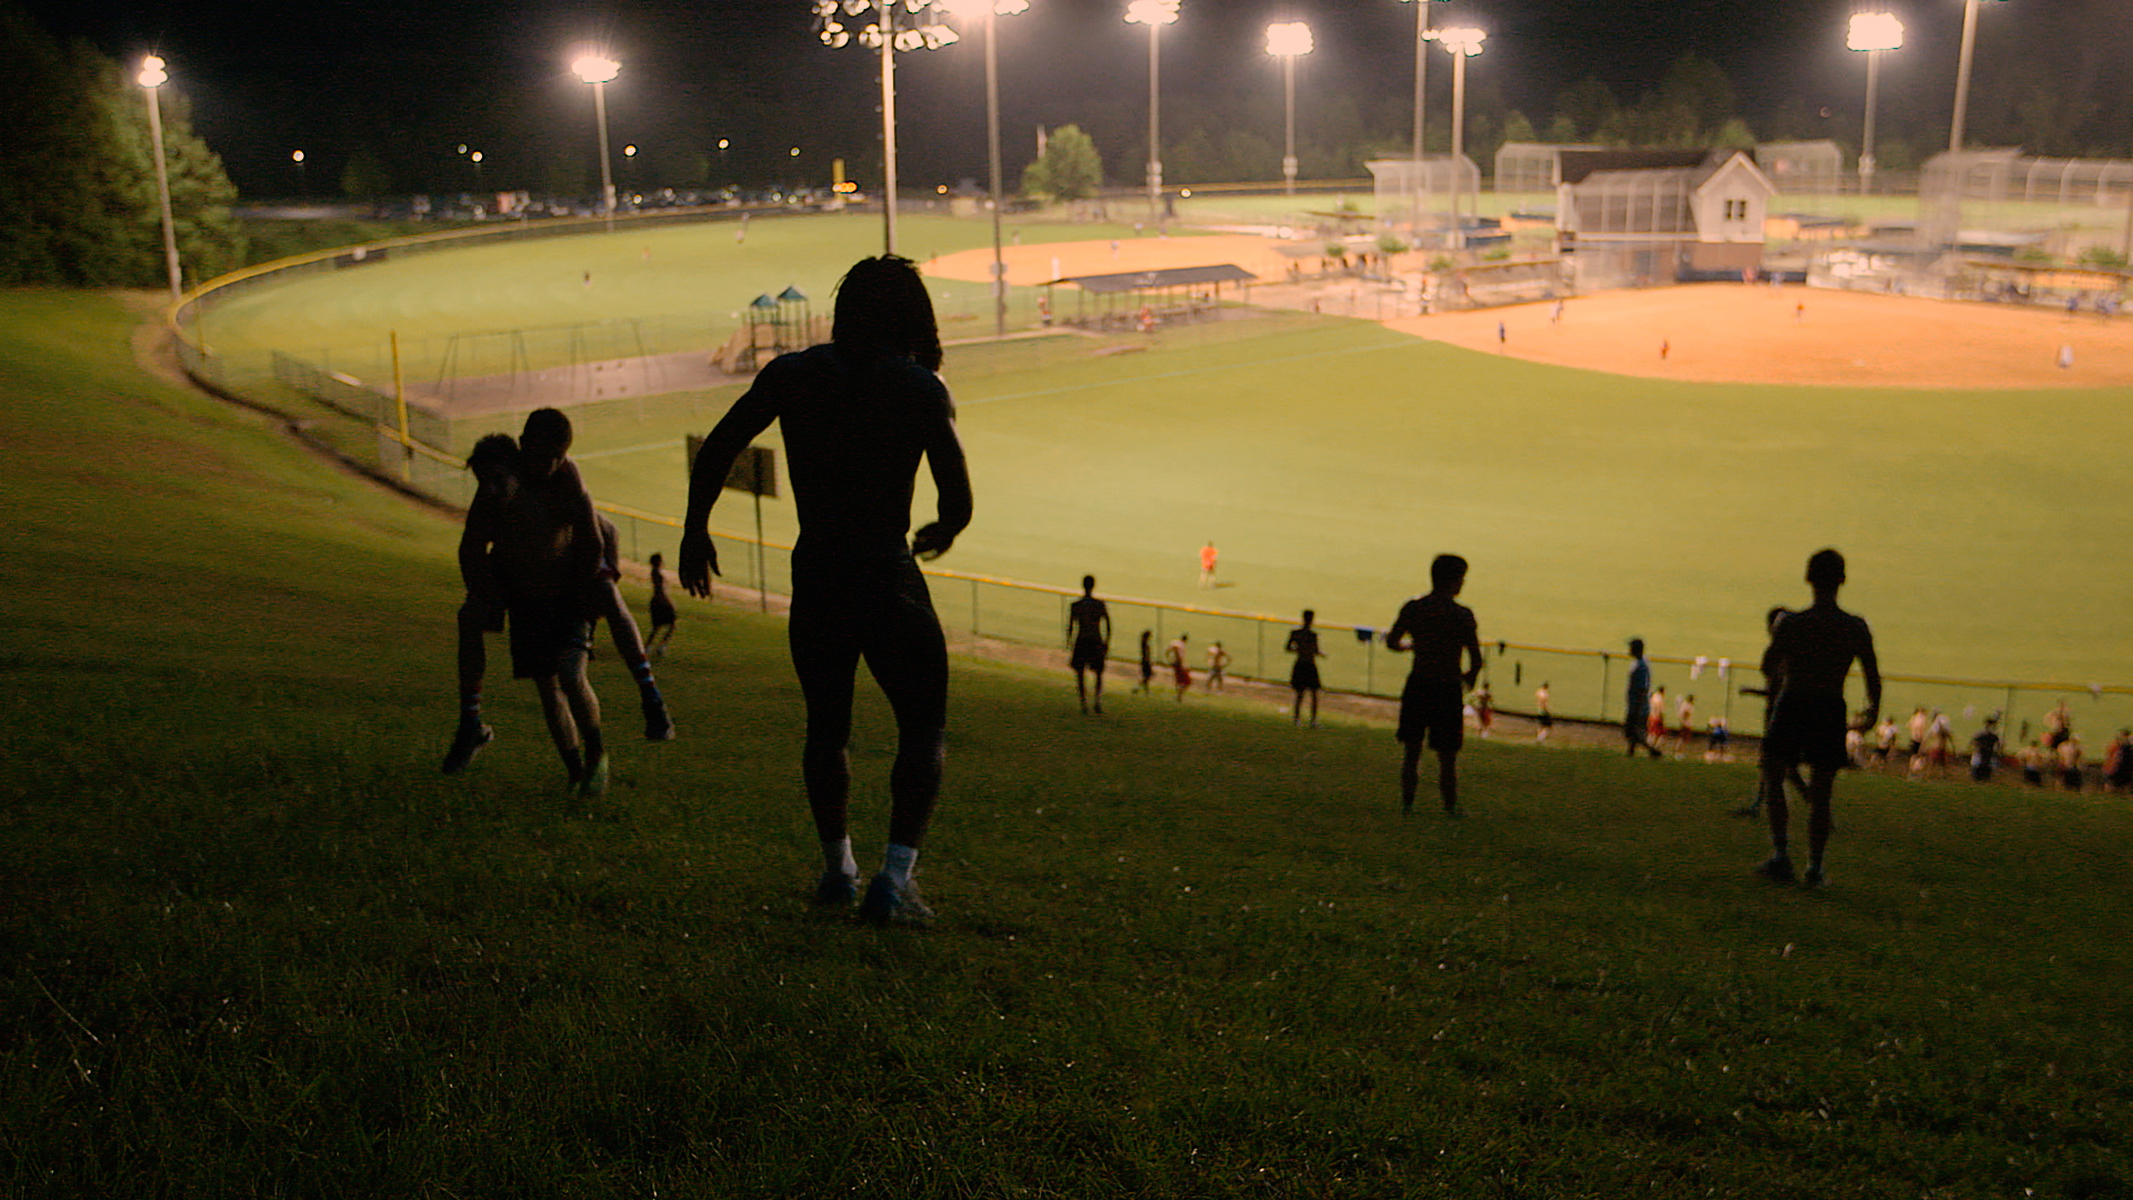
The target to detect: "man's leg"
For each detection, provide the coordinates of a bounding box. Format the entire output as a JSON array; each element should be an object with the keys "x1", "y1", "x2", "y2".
[
  {"x1": 1803, "y1": 766, "x2": 1837, "y2": 886},
  {"x1": 1756, "y1": 760, "x2": 1795, "y2": 881},
  {"x1": 1308, "y1": 688, "x2": 1320, "y2": 727},
  {"x1": 1436, "y1": 746, "x2": 1461, "y2": 815},
  {"x1": 532, "y1": 676, "x2": 585, "y2": 785},
  {"x1": 1293, "y1": 688, "x2": 1304, "y2": 725},
  {"x1": 595, "y1": 580, "x2": 674, "y2": 741},
  {"x1": 1091, "y1": 663, "x2": 1105, "y2": 714},
  {"x1": 1399, "y1": 738, "x2": 1422, "y2": 814},
  {"x1": 444, "y1": 598, "x2": 498, "y2": 773},
  {"x1": 558, "y1": 661, "x2": 607, "y2": 796},
  {"x1": 1074, "y1": 666, "x2": 1089, "y2": 714},
  {"x1": 858, "y1": 587, "x2": 950, "y2": 925},
  {"x1": 790, "y1": 617, "x2": 861, "y2": 879}
]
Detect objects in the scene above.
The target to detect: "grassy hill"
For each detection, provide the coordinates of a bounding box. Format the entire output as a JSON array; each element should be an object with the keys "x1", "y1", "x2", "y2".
[{"x1": 1, "y1": 290, "x2": 2129, "y2": 1196}]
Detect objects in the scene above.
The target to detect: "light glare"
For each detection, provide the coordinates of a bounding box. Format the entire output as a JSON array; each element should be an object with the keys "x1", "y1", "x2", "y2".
[
  {"x1": 1847, "y1": 12, "x2": 1904, "y2": 53},
  {"x1": 137, "y1": 55, "x2": 168, "y2": 88},
  {"x1": 1125, "y1": 0, "x2": 1179, "y2": 27},
  {"x1": 572, "y1": 54, "x2": 620, "y2": 84},
  {"x1": 1265, "y1": 21, "x2": 1313, "y2": 57}
]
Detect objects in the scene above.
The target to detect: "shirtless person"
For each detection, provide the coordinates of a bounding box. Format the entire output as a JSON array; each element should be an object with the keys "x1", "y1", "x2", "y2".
[
  {"x1": 1285, "y1": 609, "x2": 1325, "y2": 727},
  {"x1": 1753, "y1": 549, "x2": 1881, "y2": 889},
  {"x1": 445, "y1": 420, "x2": 673, "y2": 787},
  {"x1": 681, "y1": 255, "x2": 972, "y2": 927},
  {"x1": 1388, "y1": 555, "x2": 1485, "y2": 817},
  {"x1": 1065, "y1": 575, "x2": 1111, "y2": 714}
]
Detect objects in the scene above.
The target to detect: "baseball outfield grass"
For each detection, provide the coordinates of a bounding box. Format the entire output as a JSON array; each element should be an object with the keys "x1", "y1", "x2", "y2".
[{"x1": 195, "y1": 212, "x2": 2133, "y2": 738}]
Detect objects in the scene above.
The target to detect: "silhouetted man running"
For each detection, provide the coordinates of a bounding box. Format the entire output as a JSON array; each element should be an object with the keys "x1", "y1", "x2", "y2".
[
  {"x1": 1754, "y1": 548, "x2": 1880, "y2": 890},
  {"x1": 680, "y1": 255, "x2": 973, "y2": 927}
]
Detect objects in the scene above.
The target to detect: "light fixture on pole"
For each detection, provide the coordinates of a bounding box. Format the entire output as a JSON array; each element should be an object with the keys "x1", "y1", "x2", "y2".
[
  {"x1": 1425, "y1": 26, "x2": 1484, "y2": 250},
  {"x1": 1949, "y1": 0, "x2": 2007, "y2": 152},
  {"x1": 1265, "y1": 21, "x2": 1312, "y2": 197},
  {"x1": 136, "y1": 56, "x2": 183, "y2": 303},
  {"x1": 572, "y1": 52, "x2": 621, "y2": 228},
  {"x1": 815, "y1": 0, "x2": 960, "y2": 256},
  {"x1": 1125, "y1": 0, "x2": 1180, "y2": 217},
  {"x1": 291, "y1": 149, "x2": 307, "y2": 199},
  {"x1": 1848, "y1": 12, "x2": 1904, "y2": 193},
  {"x1": 1396, "y1": 0, "x2": 1448, "y2": 241},
  {"x1": 942, "y1": 0, "x2": 1030, "y2": 338}
]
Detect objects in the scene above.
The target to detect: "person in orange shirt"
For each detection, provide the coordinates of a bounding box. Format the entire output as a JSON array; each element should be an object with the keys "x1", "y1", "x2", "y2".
[{"x1": 1198, "y1": 541, "x2": 1218, "y2": 589}]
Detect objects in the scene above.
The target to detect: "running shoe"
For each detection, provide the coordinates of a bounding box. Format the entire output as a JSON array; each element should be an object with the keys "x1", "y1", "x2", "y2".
[
  {"x1": 813, "y1": 870, "x2": 859, "y2": 907},
  {"x1": 441, "y1": 722, "x2": 494, "y2": 775},
  {"x1": 643, "y1": 690, "x2": 675, "y2": 742},
  {"x1": 1801, "y1": 866, "x2": 1828, "y2": 890},
  {"x1": 1753, "y1": 855, "x2": 1796, "y2": 884},
  {"x1": 858, "y1": 874, "x2": 934, "y2": 928},
  {"x1": 575, "y1": 752, "x2": 610, "y2": 799}
]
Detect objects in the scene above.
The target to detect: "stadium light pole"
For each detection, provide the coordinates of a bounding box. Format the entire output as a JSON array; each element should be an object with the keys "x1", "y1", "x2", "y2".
[
  {"x1": 572, "y1": 52, "x2": 621, "y2": 229},
  {"x1": 1397, "y1": 0, "x2": 1447, "y2": 242},
  {"x1": 1265, "y1": 22, "x2": 1313, "y2": 197},
  {"x1": 136, "y1": 56, "x2": 184, "y2": 304},
  {"x1": 1125, "y1": 0, "x2": 1180, "y2": 218},
  {"x1": 1948, "y1": 0, "x2": 2007, "y2": 153},
  {"x1": 1426, "y1": 27, "x2": 1484, "y2": 250},
  {"x1": 1849, "y1": 12, "x2": 1904, "y2": 194},
  {"x1": 816, "y1": 1, "x2": 960, "y2": 255},
  {"x1": 943, "y1": 0, "x2": 1030, "y2": 338}
]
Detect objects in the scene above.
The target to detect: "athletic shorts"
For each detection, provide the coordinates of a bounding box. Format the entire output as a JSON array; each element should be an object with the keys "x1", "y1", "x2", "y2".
[
  {"x1": 1291, "y1": 661, "x2": 1321, "y2": 692},
  {"x1": 1761, "y1": 693, "x2": 1851, "y2": 773},
  {"x1": 1070, "y1": 639, "x2": 1108, "y2": 672},
  {"x1": 1398, "y1": 677, "x2": 1464, "y2": 751},
  {"x1": 649, "y1": 594, "x2": 677, "y2": 628},
  {"x1": 788, "y1": 546, "x2": 948, "y2": 738},
  {"x1": 508, "y1": 597, "x2": 592, "y2": 680}
]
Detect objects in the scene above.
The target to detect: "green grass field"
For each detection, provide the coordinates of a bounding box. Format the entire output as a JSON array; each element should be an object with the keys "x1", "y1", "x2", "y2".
[
  {"x1": 4, "y1": 288, "x2": 2132, "y2": 1195},
  {"x1": 195, "y1": 211, "x2": 2133, "y2": 739}
]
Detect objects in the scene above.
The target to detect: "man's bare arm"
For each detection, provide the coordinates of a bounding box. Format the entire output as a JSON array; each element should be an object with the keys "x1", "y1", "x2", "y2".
[
  {"x1": 458, "y1": 491, "x2": 502, "y2": 602},
  {"x1": 680, "y1": 385, "x2": 780, "y2": 597},
  {"x1": 910, "y1": 413, "x2": 972, "y2": 561}
]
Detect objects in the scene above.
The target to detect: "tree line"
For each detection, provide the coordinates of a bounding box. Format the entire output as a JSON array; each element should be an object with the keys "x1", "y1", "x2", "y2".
[{"x1": 0, "y1": 2, "x2": 242, "y2": 289}]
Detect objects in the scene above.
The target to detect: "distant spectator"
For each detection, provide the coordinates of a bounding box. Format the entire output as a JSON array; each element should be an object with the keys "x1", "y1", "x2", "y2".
[
  {"x1": 2058, "y1": 735, "x2": 2085, "y2": 791},
  {"x1": 2104, "y1": 729, "x2": 2133, "y2": 793},
  {"x1": 2019, "y1": 739, "x2": 2047, "y2": 786},
  {"x1": 1136, "y1": 630, "x2": 1155, "y2": 695},
  {"x1": 1198, "y1": 541, "x2": 1219, "y2": 589},
  {"x1": 1970, "y1": 716, "x2": 2002, "y2": 783},
  {"x1": 2046, "y1": 699, "x2": 2074, "y2": 750},
  {"x1": 1206, "y1": 640, "x2": 1231, "y2": 692},
  {"x1": 1623, "y1": 640, "x2": 1663, "y2": 759},
  {"x1": 1167, "y1": 632, "x2": 1193, "y2": 701},
  {"x1": 1285, "y1": 610, "x2": 1325, "y2": 728},
  {"x1": 1533, "y1": 681, "x2": 1553, "y2": 743}
]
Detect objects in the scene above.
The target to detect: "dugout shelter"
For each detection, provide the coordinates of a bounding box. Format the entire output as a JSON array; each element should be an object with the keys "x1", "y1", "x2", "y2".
[
  {"x1": 1041, "y1": 264, "x2": 1257, "y2": 330},
  {"x1": 1554, "y1": 149, "x2": 1776, "y2": 289}
]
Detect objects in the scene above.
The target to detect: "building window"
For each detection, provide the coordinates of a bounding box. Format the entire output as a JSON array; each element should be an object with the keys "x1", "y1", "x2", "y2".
[{"x1": 1724, "y1": 198, "x2": 1749, "y2": 222}]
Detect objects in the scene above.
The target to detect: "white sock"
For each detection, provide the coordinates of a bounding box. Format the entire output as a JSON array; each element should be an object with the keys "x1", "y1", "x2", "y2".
[
  {"x1": 823, "y1": 837, "x2": 856, "y2": 879},
  {"x1": 881, "y1": 843, "x2": 919, "y2": 887}
]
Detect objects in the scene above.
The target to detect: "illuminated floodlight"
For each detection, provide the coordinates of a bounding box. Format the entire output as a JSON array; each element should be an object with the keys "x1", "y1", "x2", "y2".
[
  {"x1": 1265, "y1": 21, "x2": 1313, "y2": 57},
  {"x1": 813, "y1": 1, "x2": 961, "y2": 253},
  {"x1": 1125, "y1": 0, "x2": 1179, "y2": 26},
  {"x1": 941, "y1": 0, "x2": 1029, "y2": 16},
  {"x1": 571, "y1": 54, "x2": 620, "y2": 84},
  {"x1": 137, "y1": 55, "x2": 168, "y2": 88},
  {"x1": 1848, "y1": 12, "x2": 1904, "y2": 53},
  {"x1": 1427, "y1": 26, "x2": 1485, "y2": 56}
]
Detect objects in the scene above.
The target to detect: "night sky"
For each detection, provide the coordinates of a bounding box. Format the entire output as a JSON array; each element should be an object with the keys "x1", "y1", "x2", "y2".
[{"x1": 18, "y1": 0, "x2": 2129, "y2": 199}]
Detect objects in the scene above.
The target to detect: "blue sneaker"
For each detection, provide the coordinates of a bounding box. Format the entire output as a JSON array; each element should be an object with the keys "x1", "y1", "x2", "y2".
[
  {"x1": 813, "y1": 871, "x2": 859, "y2": 907},
  {"x1": 1753, "y1": 855, "x2": 1796, "y2": 884},
  {"x1": 858, "y1": 874, "x2": 934, "y2": 928}
]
